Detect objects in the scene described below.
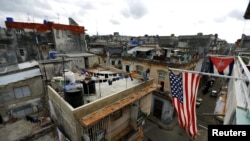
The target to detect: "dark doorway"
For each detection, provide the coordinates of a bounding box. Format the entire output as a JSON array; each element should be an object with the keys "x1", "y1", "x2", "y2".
[
  {"x1": 153, "y1": 99, "x2": 163, "y2": 120},
  {"x1": 125, "y1": 65, "x2": 130, "y2": 72},
  {"x1": 84, "y1": 57, "x2": 89, "y2": 68},
  {"x1": 160, "y1": 81, "x2": 164, "y2": 92}
]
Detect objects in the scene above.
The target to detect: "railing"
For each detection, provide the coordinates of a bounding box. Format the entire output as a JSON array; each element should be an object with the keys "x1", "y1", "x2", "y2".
[{"x1": 237, "y1": 56, "x2": 250, "y2": 118}]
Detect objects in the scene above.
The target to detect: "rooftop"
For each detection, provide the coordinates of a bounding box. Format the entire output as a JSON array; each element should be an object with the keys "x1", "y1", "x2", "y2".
[{"x1": 51, "y1": 66, "x2": 149, "y2": 108}]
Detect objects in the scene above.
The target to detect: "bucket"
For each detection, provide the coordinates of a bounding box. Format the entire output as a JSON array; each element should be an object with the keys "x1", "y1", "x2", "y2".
[
  {"x1": 108, "y1": 80, "x2": 112, "y2": 85},
  {"x1": 49, "y1": 51, "x2": 57, "y2": 59}
]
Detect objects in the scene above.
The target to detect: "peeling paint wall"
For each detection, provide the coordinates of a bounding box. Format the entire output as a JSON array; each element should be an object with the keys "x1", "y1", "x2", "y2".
[
  {"x1": 0, "y1": 76, "x2": 45, "y2": 119},
  {"x1": 52, "y1": 29, "x2": 86, "y2": 53},
  {"x1": 0, "y1": 28, "x2": 18, "y2": 67},
  {"x1": 152, "y1": 95, "x2": 174, "y2": 124}
]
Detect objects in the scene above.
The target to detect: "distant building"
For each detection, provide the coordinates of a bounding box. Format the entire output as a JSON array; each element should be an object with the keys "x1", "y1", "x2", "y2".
[{"x1": 0, "y1": 17, "x2": 87, "y2": 66}]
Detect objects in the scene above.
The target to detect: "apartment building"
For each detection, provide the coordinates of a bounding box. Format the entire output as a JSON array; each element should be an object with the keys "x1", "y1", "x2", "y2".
[{"x1": 47, "y1": 64, "x2": 160, "y2": 141}]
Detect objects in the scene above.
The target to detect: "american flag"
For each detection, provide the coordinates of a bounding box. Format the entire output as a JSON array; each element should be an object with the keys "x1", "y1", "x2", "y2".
[{"x1": 169, "y1": 70, "x2": 201, "y2": 140}]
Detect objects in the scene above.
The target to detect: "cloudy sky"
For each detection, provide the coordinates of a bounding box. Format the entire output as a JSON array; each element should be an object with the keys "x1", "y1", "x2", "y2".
[{"x1": 0, "y1": 0, "x2": 250, "y2": 43}]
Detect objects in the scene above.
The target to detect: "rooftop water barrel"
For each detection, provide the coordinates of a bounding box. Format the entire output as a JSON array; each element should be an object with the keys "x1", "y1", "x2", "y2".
[
  {"x1": 6, "y1": 17, "x2": 14, "y2": 22},
  {"x1": 49, "y1": 51, "x2": 57, "y2": 59},
  {"x1": 64, "y1": 71, "x2": 76, "y2": 83},
  {"x1": 64, "y1": 88, "x2": 83, "y2": 108},
  {"x1": 82, "y1": 80, "x2": 96, "y2": 95},
  {"x1": 43, "y1": 19, "x2": 48, "y2": 24}
]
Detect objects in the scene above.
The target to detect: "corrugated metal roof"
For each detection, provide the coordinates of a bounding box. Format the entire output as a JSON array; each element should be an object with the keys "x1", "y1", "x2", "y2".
[
  {"x1": 0, "y1": 68, "x2": 42, "y2": 86},
  {"x1": 18, "y1": 60, "x2": 39, "y2": 69},
  {"x1": 64, "y1": 53, "x2": 95, "y2": 57},
  {"x1": 0, "y1": 60, "x2": 39, "y2": 74},
  {"x1": 127, "y1": 47, "x2": 155, "y2": 54},
  {"x1": 162, "y1": 47, "x2": 175, "y2": 50}
]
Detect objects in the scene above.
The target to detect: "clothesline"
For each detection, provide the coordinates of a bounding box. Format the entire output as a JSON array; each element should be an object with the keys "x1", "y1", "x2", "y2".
[{"x1": 168, "y1": 68, "x2": 249, "y2": 82}]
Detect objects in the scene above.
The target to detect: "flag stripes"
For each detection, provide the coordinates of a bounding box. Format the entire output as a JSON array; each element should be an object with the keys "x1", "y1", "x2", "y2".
[{"x1": 169, "y1": 70, "x2": 201, "y2": 140}]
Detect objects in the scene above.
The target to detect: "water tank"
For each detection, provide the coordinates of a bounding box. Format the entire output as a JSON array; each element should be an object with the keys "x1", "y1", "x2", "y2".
[
  {"x1": 43, "y1": 19, "x2": 48, "y2": 24},
  {"x1": 64, "y1": 71, "x2": 76, "y2": 83},
  {"x1": 82, "y1": 80, "x2": 96, "y2": 95},
  {"x1": 49, "y1": 51, "x2": 57, "y2": 59},
  {"x1": 6, "y1": 17, "x2": 14, "y2": 22},
  {"x1": 64, "y1": 88, "x2": 83, "y2": 108}
]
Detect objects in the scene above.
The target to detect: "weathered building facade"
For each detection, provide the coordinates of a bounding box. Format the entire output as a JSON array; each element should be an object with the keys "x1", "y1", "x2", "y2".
[
  {"x1": 0, "y1": 60, "x2": 45, "y2": 122},
  {"x1": 0, "y1": 17, "x2": 86, "y2": 66}
]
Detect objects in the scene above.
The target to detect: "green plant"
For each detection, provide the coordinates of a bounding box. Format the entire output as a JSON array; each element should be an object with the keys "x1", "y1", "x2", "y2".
[{"x1": 241, "y1": 56, "x2": 249, "y2": 65}]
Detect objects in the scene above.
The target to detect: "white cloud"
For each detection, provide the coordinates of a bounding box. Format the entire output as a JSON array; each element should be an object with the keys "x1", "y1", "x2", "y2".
[{"x1": 0, "y1": 0, "x2": 249, "y2": 43}]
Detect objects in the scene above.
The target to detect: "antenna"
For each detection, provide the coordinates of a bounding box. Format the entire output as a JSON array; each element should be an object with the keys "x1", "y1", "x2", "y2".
[
  {"x1": 57, "y1": 13, "x2": 60, "y2": 23},
  {"x1": 96, "y1": 20, "x2": 98, "y2": 36},
  {"x1": 44, "y1": 15, "x2": 48, "y2": 21},
  {"x1": 27, "y1": 13, "x2": 30, "y2": 22}
]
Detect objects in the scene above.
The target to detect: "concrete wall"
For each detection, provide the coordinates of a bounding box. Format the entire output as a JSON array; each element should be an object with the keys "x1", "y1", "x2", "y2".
[
  {"x1": 140, "y1": 94, "x2": 152, "y2": 115},
  {"x1": 0, "y1": 28, "x2": 18, "y2": 66},
  {"x1": 47, "y1": 86, "x2": 82, "y2": 141},
  {"x1": 107, "y1": 106, "x2": 130, "y2": 139},
  {"x1": 152, "y1": 95, "x2": 174, "y2": 124},
  {"x1": 0, "y1": 76, "x2": 45, "y2": 118},
  {"x1": 0, "y1": 76, "x2": 44, "y2": 105},
  {"x1": 52, "y1": 29, "x2": 85, "y2": 53}
]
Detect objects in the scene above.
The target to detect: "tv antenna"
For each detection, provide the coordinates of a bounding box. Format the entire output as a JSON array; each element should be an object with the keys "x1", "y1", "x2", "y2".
[
  {"x1": 57, "y1": 13, "x2": 60, "y2": 23},
  {"x1": 27, "y1": 13, "x2": 30, "y2": 22}
]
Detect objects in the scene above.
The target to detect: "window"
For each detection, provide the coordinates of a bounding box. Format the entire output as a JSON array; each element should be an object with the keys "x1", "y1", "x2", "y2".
[
  {"x1": 111, "y1": 109, "x2": 122, "y2": 120},
  {"x1": 111, "y1": 60, "x2": 115, "y2": 65},
  {"x1": 19, "y1": 48, "x2": 25, "y2": 56},
  {"x1": 14, "y1": 104, "x2": 33, "y2": 117},
  {"x1": 84, "y1": 119, "x2": 108, "y2": 141},
  {"x1": 136, "y1": 65, "x2": 143, "y2": 75},
  {"x1": 56, "y1": 30, "x2": 60, "y2": 38},
  {"x1": 158, "y1": 72, "x2": 165, "y2": 80},
  {"x1": 118, "y1": 60, "x2": 121, "y2": 64},
  {"x1": 13, "y1": 86, "x2": 31, "y2": 99},
  {"x1": 0, "y1": 44, "x2": 7, "y2": 52}
]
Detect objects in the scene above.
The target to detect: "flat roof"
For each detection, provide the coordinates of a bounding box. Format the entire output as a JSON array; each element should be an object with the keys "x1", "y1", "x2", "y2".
[
  {"x1": 0, "y1": 60, "x2": 39, "y2": 74},
  {"x1": 65, "y1": 53, "x2": 95, "y2": 57},
  {"x1": 77, "y1": 71, "x2": 144, "y2": 103},
  {"x1": 56, "y1": 53, "x2": 95, "y2": 58},
  {"x1": 127, "y1": 46, "x2": 155, "y2": 54},
  {"x1": 52, "y1": 67, "x2": 148, "y2": 105}
]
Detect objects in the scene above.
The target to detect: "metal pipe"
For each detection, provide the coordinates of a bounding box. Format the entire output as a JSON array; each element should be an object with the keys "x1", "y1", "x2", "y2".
[
  {"x1": 201, "y1": 113, "x2": 225, "y2": 116},
  {"x1": 168, "y1": 68, "x2": 249, "y2": 82}
]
